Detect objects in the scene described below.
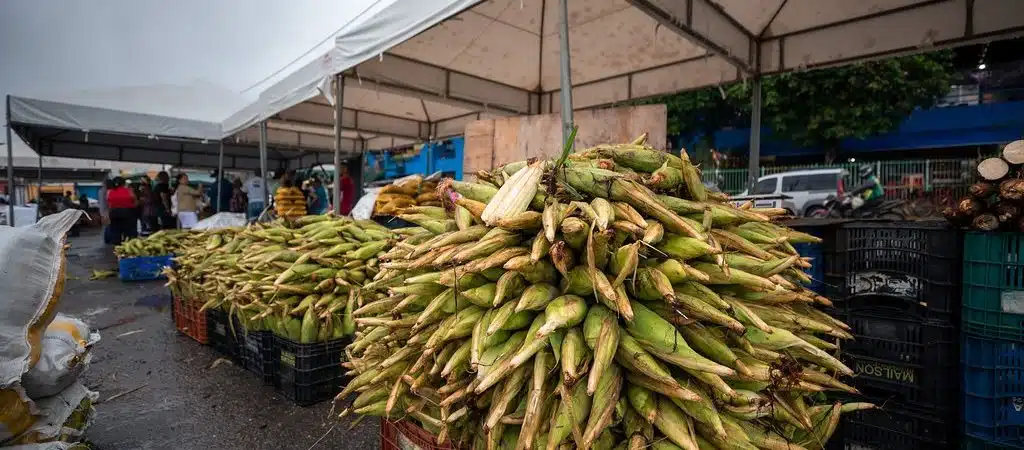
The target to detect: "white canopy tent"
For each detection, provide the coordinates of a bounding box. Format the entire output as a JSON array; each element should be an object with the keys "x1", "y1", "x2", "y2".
[
  {"x1": 225, "y1": 0, "x2": 1024, "y2": 214},
  {"x1": 7, "y1": 0, "x2": 1024, "y2": 221}
]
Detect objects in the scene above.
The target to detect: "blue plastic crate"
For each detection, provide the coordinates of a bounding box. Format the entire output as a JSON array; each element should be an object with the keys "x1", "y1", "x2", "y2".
[
  {"x1": 793, "y1": 242, "x2": 824, "y2": 293},
  {"x1": 118, "y1": 255, "x2": 174, "y2": 281},
  {"x1": 963, "y1": 334, "x2": 1024, "y2": 448}
]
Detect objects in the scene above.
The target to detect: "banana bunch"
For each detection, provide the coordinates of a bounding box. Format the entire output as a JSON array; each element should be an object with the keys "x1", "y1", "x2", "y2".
[
  {"x1": 274, "y1": 186, "x2": 307, "y2": 218},
  {"x1": 373, "y1": 176, "x2": 441, "y2": 216},
  {"x1": 165, "y1": 215, "x2": 399, "y2": 344},
  {"x1": 340, "y1": 136, "x2": 872, "y2": 450},
  {"x1": 114, "y1": 229, "x2": 189, "y2": 257}
]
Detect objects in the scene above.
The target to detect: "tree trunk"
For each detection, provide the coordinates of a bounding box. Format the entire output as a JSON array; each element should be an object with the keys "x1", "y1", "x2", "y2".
[{"x1": 978, "y1": 157, "x2": 1010, "y2": 181}]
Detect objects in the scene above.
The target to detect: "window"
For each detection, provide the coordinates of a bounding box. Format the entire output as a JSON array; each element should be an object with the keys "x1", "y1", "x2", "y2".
[
  {"x1": 752, "y1": 178, "x2": 777, "y2": 195},
  {"x1": 781, "y1": 173, "x2": 839, "y2": 192}
]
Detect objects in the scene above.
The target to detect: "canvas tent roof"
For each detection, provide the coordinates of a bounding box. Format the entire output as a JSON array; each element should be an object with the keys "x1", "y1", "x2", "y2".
[
  {"x1": 229, "y1": 0, "x2": 1024, "y2": 154},
  {"x1": 7, "y1": 83, "x2": 315, "y2": 170}
]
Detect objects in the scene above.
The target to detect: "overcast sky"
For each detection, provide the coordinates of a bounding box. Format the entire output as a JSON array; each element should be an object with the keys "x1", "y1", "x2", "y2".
[{"x1": 0, "y1": 0, "x2": 376, "y2": 153}]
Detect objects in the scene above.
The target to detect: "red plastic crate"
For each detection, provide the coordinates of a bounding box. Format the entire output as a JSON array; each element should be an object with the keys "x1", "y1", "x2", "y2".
[
  {"x1": 380, "y1": 419, "x2": 453, "y2": 450},
  {"x1": 173, "y1": 296, "x2": 208, "y2": 345}
]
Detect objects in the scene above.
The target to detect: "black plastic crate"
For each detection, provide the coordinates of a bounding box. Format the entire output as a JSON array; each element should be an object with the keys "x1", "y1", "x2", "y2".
[
  {"x1": 838, "y1": 305, "x2": 959, "y2": 410},
  {"x1": 826, "y1": 398, "x2": 957, "y2": 450},
  {"x1": 241, "y1": 331, "x2": 277, "y2": 385},
  {"x1": 834, "y1": 221, "x2": 962, "y2": 324},
  {"x1": 274, "y1": 336, "x2": 348, "y2": 406},
  {"x1": 206, "y1": 309, "x2": 241, "y2": 361}
]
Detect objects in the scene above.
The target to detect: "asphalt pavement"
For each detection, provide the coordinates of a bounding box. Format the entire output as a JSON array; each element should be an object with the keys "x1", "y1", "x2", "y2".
[{"x1": 62, "y1": 228, "x2": 379, "y2": 450}]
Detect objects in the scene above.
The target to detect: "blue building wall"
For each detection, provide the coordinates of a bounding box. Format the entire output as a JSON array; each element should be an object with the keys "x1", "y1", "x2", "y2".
[
  {"x1": 365, "y1": 137, "x2": 465, "y2": 181},
  {"x1": 679, "y1": 100, "x2": 1024, "y2": 157}
]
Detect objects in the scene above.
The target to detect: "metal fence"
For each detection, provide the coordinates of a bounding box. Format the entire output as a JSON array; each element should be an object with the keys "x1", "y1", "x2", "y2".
[{"x1": 703, "y1": 158, "x2": 978, "y2": 201}]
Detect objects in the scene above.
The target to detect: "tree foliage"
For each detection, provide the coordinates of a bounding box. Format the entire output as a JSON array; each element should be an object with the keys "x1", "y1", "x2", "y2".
[
  {"x1": 643, "y1": 51, "x2": 954, "y2": 154},
  {"x1": 760, "y1": 51, "x2": 954, "y2": 150}
]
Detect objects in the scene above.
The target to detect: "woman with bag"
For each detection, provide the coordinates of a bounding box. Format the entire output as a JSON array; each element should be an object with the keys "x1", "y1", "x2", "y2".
[
  {"x1": 174, "y1": 173, "x2": 202, "y2": 229},
  {"x1": 105, "y1": 177, "x2": 138, "y2": 245}
]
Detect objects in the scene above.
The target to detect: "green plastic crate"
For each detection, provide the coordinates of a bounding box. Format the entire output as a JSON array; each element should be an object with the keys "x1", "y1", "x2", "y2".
[{"x1": 963, "y1": 232, "x2": 1024, "y2": 342}]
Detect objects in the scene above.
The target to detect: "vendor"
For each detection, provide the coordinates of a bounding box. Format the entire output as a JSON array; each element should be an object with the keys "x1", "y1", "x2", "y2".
[{"x1": 174, "y1": 173, "x2": 203, "y2": 229}]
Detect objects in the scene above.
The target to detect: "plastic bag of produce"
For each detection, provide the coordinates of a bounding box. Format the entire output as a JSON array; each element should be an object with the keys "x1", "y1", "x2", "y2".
[
  {"x1": 351, "y1": 187, "x2": 382, "y2": 220},
  {"x1": 0, "y1": 210, "x2": 81, "y2": 443},
  {"x1": 22, "y1": 315, "x2": 100, "y2": 399},
  {"x1": 5, "y1": 382, "x2": 96, "y2": 446},
  {"x1": 0, "y1": 388, "x2": 36, "y2": 443},
  {"x1": 0, "y1": 209, "x2": 82, "y2": 383},
  {"x1": 193, "y1": 212, "x2": 247, "y2": 230}
]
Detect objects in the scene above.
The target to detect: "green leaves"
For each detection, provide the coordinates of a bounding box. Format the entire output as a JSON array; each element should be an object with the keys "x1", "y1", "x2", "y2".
[{"x1": 634, "y1": 50, "x2": 954, "y2": 155}]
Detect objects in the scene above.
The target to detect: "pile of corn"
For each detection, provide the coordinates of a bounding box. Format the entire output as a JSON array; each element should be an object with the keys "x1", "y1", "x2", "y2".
[
  {"x1": 341, "y1": 136, "x2": 871, "y2": 450},
  {"x1": 275, "y1": 186, "x2": 308, "y2": 218},
  {"x1": 164, "y1": 216, "x2": 399, "y2": 343},
  {"x1": 374, "y1": 176, "x2": 441, "y2": 216},
  {"x1": 114, "y1": 229, "x2": 190, "y2": 257}
]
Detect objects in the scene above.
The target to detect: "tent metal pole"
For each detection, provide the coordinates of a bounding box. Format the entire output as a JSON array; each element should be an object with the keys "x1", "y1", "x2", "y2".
[
  {"x1": 333, "y1": 73, "x2": 345, "y2": 215},
  {"x1": 748, "y1": 78, "x2": 762, "y2": 191},
  {"x1": 557, "y1": 0, "x2": 575, "y2": 149},
  {"x1": 216, "y1": 142, "x2": 224, "y2": 213},
  {"x1": 258, "y1": 122, "x2": 269, "y2": 211},
  {"x1": 6, "y1": 96, "x2": 14, "y2": 226},
  {"x1": 37, "y1": 151, "x2": 42, "y2": 203}
]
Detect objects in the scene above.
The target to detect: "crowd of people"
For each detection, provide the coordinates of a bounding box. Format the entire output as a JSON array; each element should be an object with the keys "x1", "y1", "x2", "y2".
[{"x1": 97, "y1": 167, "x2": 356, "y2": 245}]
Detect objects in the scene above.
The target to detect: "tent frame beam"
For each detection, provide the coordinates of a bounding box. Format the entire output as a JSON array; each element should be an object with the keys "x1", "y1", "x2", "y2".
[{"x1": 627, "y1": 0, "x2": 756, "y2": 75}]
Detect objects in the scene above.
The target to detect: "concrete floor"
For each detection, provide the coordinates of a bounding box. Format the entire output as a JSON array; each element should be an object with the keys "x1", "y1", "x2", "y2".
[{"x1": 62, "y1": 229, "x2": 379, "y2": 450}]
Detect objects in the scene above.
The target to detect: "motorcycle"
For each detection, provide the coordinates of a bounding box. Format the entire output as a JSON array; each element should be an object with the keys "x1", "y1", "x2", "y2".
[{"x1": 813, "y1": 194, "x2": 907, "y2": 219}]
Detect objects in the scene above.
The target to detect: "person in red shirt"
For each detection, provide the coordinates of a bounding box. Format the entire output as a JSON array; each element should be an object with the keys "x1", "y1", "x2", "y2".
[
  {"x1": 106, "y1": 177, "x2": 138, "y2": 245},
  {"x1": 339, "y1": 166, "x2": 355, "y2": 215}
]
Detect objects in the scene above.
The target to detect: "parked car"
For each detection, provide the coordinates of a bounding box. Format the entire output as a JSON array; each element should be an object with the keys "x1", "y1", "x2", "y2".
[{"x1": 736, "y1": 168, "x2": 848, "y2": 217}]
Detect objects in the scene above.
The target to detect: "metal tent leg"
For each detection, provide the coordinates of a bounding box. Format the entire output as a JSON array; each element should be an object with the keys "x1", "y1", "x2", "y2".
[
  {"x1": 748, "y1": 78, "x2": 762, "y2": 191},
  {"x1": 258, "y1": 122, "x2": 269, "y2": 214},
  {"x1": 216, "y1": 142, "x2": 224, "y2": 213},
  {"x1": 557, "y1": 0, "x2": 575, "y2": 149},
  {"x1": 333, "y1": 73, "x2": 345, "y2": 216},
  {"x1": 6, "y1": 96, "x2": 14, "y2": 226}
]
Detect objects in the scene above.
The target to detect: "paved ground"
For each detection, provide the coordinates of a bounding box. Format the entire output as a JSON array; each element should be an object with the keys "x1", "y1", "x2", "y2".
[{"x1": 63, "y1": 228, "x2": 379, "y2": 450}]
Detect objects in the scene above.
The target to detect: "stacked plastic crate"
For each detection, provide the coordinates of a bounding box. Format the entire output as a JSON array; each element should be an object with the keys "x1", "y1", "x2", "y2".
[
  {"x1": 961, "y1": 232, "x2": 1024, "y2": 449},
  {"x1": 827, "y1": 221, "x2": 962, "y2": 449}
]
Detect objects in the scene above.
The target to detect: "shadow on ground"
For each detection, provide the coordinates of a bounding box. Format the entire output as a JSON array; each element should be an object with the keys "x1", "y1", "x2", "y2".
[{"x1": 63, "y1": 228, "x2": 379, "y2": 450}]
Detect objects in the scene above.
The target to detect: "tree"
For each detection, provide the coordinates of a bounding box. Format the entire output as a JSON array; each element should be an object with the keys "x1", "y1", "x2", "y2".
[
  {"x1": 759, "y1": 51, "x2": 954, "y2": 161},
  {"x1": 642, "y1": 50, "x2": 954, "y2": 163},
  {"x1": 639, "y1": 84, "x2": 749, "y2": 165}
]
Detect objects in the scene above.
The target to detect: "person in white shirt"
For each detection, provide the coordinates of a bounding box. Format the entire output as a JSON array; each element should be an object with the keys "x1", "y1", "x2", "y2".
[{"x1": 243, "y1": 170, "x2": 266, "y2": 220}]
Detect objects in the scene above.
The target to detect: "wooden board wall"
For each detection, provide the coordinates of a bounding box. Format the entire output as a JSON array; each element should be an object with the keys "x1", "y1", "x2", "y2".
[{"x1": 463, "y1": 105, "x2": 667, "y2": 176}]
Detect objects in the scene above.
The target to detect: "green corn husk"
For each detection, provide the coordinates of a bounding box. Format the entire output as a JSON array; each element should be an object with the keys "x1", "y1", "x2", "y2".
[{"x1": 328, "y1": 146, "x2": 858, "y2": 450}]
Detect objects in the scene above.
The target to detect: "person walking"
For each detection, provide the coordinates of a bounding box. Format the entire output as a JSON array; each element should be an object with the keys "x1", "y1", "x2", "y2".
[
  {"x1": 339, "y1": 166, "x2": 355, "y2": 215},
  {"x1": 309, "y1": 177, "x2": 329, "y2": 215},
  {"x1": 174, "y1": 173, "x2": 202, "y2": 229},
  {"x1": 153, "y1": 171, "x2": 174, "y2": 230},
  {"x1": 138, "y1": 182, "x2": 157, "y2": 235},
  {"x1": 106, "y1": 177, "x2": 138, "y2": 245},
  {"x1": 230, "y1": 178, "x2": 247, "y2": 214},
  {"x1": 99, "y1": 179, "x2": 113, "y2": 244},
  {"x1": 243, "y1": 170, "x2": 266, "y2": 221},
  {"x1": 211, "y1": 169, "x2": 233, "y2": 213}
]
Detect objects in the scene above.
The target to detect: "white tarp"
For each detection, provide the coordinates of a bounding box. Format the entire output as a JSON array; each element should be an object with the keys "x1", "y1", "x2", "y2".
[
  {"x1": 222, "y1": 0, "x2": 477, "y2": 136},
  {"x1": 9, "y1": 82, "x2": 254, "y2": 142},
  {"x1": 224, "y1": 0, "x2": 1024, "y2": 154}
]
